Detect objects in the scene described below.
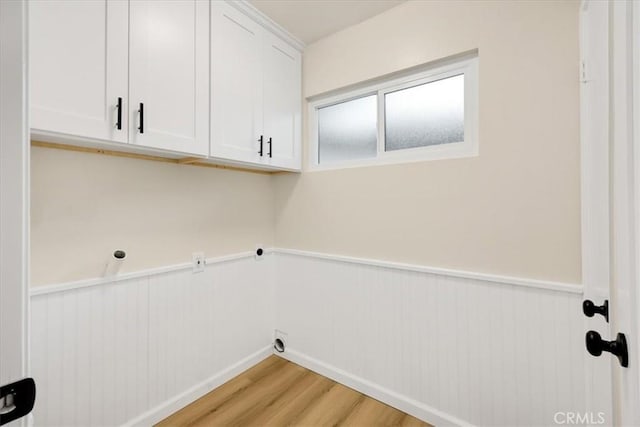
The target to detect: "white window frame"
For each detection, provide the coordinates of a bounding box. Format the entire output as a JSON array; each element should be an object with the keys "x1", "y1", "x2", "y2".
[{"x1": 308, "y1": 56, "x2": 479, "y2": 171}]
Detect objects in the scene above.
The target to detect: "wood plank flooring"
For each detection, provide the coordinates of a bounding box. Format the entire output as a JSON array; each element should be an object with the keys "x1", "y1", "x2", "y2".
[{"x1": 157, "y1": 355, "x2": 431, "y2": 427}]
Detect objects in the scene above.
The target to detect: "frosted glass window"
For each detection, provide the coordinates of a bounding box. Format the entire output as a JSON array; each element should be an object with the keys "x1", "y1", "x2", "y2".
[
  {"x1": 385, "y1": 74, "x2": 464, "y2": 151},
  {"x1": 318, "y1": 95, "x2": 377, "y2": 164},
  {"x1": 310, "y1": 56, "x2": 478, "y2": 169}
]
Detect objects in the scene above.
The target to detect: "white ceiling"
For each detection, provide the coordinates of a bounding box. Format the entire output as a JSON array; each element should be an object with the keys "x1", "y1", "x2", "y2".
[{"x1": 250, "y1": 0, "x2": 405, "y2": 45}]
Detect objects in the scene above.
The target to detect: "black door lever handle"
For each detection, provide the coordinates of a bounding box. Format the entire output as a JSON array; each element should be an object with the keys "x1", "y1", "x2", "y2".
[
  {"x1": 0, "y1": 378, "x2": 36, "y2": 425},
  {"x1": 586, "y1": 330, "x2": 628, "y2": 367},
  {"x1": 583, "y1": 299, "x2": 608, "y2": 322}
]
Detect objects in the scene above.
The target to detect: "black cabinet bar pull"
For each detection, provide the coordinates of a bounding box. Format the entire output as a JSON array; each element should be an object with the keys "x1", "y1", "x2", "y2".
[
  {"x1": 258, "y1": 135, "x2": 263, "y2": 156},
  {"x1": 116, "y1": 97, "x2": 122, "y2": 130},
  {"x1": 138, "y1": 103, "x2": 144, "y2": 134},
  {"x1": 268, "y1": 137, "x2": 272, "y2": 158}
]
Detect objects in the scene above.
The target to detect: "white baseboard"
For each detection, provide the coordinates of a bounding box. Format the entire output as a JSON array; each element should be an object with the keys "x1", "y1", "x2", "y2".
[
  {"x1": 277, "y1": 348, "x2": 474, "y2": 427},
  {"x1": 122, "y1": 345, "x2": 273, "y2": 427}
]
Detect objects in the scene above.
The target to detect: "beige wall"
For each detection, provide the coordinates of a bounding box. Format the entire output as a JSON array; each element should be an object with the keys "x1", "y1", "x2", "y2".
[
  {"x1": 32, "y1": 0, "x2": 582, "y2": 286},
  {"x1": 274, "y1": 0, "x2": 582, "y2": 283},
  {"x1": 31, "y1": 146, "x2": 275, "y2": 286}
]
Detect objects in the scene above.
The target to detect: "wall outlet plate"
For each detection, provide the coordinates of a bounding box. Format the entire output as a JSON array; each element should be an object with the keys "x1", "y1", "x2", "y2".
[
  {"x1": 255, "y1": 244, "x2": 264, "y2": 261},
  {"x1": 192, "y1": 252, "x2": 205, "y2": 273}
]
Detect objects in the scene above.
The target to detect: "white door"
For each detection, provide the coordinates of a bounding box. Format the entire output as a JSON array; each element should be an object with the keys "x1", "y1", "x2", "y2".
[
  {"x1": 210, "y1": 1, "x2": 263, "y2": 164},
  {"x1": 582, "y1": 1, "x2": 640, "y2": 425},
  {"x1": 580, "y1": 1, "x2": 614, "y2": 423},
  {"x1": 129, "y1": 0, "x2": 209, "y2": 156},
  {"x1": 609, "y1": 1, "x2": 640, "y2": 424},
  {"x1": 262, "y1": 32, "x2": 301, "y2": 170},
  {"x1": 29, "y1": 0, "x2": 128, "y2": 144},
  {"x1": 0, "y1": 0, "x2": 32, "y2": 425}
]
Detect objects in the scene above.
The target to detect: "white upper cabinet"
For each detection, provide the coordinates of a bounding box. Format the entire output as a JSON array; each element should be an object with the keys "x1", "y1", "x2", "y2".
[
  {"x1": 30, "y1": 0, "x2": 301, "y2": 171},
  {"x1": 210, "y1": 1, "x2": 263, "y2": 164},
  {"x1": 210, "y1": 2, "x2": 302, "y2": 170},
  {"x1": 129, "y1": 0, "x2": 209, "y2": 156},
  {"x1": 262, "y1": 33, "x2": 301, "y2": 170},
  {"x1": 30, "y1": 0, "x2": 129, "y2": 143}
]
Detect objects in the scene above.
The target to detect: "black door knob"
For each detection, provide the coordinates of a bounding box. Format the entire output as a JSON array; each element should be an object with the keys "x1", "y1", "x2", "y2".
[
  {"x1": 585, "y1": 330, "x2": 628, "y2": 367},
  {"x1": 583, "y1": 299, "x2": 609, "y2": 322}
]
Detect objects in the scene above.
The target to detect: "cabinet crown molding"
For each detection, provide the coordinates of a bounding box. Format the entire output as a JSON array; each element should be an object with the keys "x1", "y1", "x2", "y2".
[{"x1": 227, "y1": 0, "x2": 306, "y2": 52}]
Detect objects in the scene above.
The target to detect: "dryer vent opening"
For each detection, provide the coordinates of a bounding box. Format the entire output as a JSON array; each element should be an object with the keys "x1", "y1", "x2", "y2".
[{"x1": 274, "y1": 338, "x2": 285, "y2": 353}]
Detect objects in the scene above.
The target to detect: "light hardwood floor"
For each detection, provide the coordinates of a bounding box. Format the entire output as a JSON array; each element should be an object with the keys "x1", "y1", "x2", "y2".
[{"x1": 157, "y1": 355, "x2": 431, "y2": 427}]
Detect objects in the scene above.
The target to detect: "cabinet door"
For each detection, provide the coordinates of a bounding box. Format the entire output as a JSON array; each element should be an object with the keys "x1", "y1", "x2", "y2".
[
  {"x1": 210, "y1": 1, "x2": 263, "y2": 164},
  {"x1": 129, "y1": 0, "x2": 209, "y2": 156},
  {"x1": 262, "y1": 33, "x2": 301, "y2": 170},
  {"x1": 30, "y1": 0, "x2": 128, "y2": 143}
]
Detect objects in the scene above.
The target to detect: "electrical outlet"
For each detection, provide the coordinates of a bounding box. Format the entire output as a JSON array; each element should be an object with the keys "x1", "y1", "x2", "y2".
[
  {"x1": 255, "y1": 244, "x2": 265, "y2": 261},
  {"x1": 192, "y1": 252, "x2": 205, "y2": 273}
]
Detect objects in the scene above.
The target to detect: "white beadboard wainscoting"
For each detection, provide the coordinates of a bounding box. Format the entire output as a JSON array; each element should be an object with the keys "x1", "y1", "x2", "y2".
[
  {"x1": 30, "y1": 252, "x2": 275, "y2": 427},
  {"x1": 30, "y1": 249, "x2": 586, "y2": 427},
  {"x1": 274, "y1": 250, "x2": 586, "y2": 427}
]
